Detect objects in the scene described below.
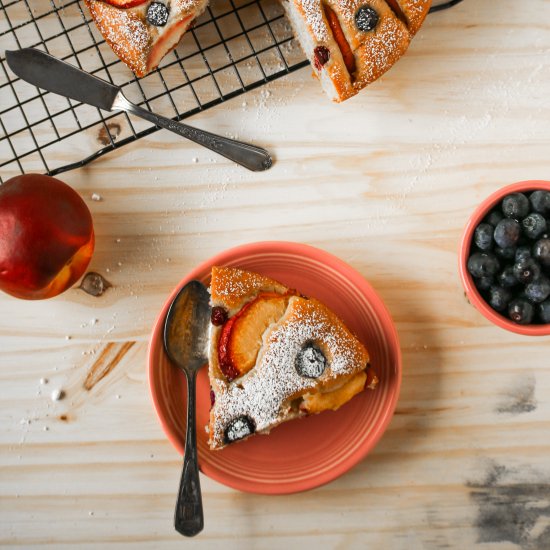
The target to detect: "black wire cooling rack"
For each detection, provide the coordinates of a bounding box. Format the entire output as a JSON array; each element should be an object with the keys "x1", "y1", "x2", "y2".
[{"x1": 0, "y1": 0, "x2": 463, "y2": 181}]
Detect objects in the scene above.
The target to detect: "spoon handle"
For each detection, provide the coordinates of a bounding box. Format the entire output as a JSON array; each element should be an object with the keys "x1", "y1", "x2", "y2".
[{"x1": 174, "y1": 370, "x2": 204, "y2": 537}]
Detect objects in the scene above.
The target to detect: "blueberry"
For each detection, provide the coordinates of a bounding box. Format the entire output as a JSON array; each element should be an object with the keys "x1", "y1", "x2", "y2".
[
  {"x1": 467, "y1": 252, "x2": 500, "y2": 279},
  {"x1": 146, "y1": 2, "x2": 169, "y2": 26},
  {"x1": 494, "y1": 218, "x2": 521, "y2": 248},
  {"x1": 488, "y1": 285, "x2": 513, "y2": 312},
  {"x1": 529, "y1": 190, "x2": 550, "y2": 216},
  {"x1": 522, "y1": 212, "x2": 547, "y2": 239},
  {"x1": 508, "y1": 298, "x2": 535, "y2": 325},
  {"x1": 495, "y1": 246, "x2": 516, "y2": 261},
  {"x1": 533, "y1": 238, "x2": 550, "y2": 267},
  {"x1": 474, "y1": 223, "x2": 494, "y2": 251},
  {"x1": 525, "y1": 276, "x2": 550, "y2": 303},
  {"x1": 475, "y1": 276, "x2": 493, "y2": 291},
  {"x1": 515, "y1": 245, "x2": 532, "y2": 262},
  {"x1": 295, "y1": 343, "x2": 327, "y2": 378},
  {"x1": 355, "y1": 6, "x2": 379, "y2": 32},
  {"x1": 513, "y1": 257, "x2": 542, "y2": 284},
  {"x1": 538, "y1": 299, "x2": 550, "y2": 324},
  {"x1": 498, "y1": 266, "x2": 518, "y2": 288},
  {"x1": 484, "y1": 209, "x2": 504, "y2": 227},
  {"x1": 502, "y1": 192, "x2": 530, "y2": 219},
  {"x1": 224, "y1": 415, "x2": 256, "y2": 443}
]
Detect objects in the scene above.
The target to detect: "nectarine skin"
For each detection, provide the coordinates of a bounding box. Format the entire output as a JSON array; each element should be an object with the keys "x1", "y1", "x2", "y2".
[{"x1": 0, "y1": 174, "x2": 95, "y2": 300}]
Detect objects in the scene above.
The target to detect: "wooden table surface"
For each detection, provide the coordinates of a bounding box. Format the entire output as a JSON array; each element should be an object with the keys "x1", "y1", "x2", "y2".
[{"x1": 2, "y1": 0, "x2": 550, "y2": 547}]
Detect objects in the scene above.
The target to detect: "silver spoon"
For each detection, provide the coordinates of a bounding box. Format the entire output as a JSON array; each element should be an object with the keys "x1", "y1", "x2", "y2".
[{"x1": 163, "y1": 280, "x2": 211, "y2": 537}]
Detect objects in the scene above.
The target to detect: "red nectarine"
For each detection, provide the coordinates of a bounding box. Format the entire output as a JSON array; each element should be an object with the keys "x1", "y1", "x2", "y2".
[{"x1": 0, "y1": 174, "x2": 95, "y2": 300}]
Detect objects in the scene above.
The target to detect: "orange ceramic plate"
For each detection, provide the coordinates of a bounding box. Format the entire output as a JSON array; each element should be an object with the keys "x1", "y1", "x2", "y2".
[{"x1": 148, "y1": 242, "x2": 401, "y2": 494}]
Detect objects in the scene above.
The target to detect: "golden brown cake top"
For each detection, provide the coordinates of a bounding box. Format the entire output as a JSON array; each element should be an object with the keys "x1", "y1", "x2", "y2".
[{"x1": 209, "y1": 266, "x2": 288, "y2": 313}]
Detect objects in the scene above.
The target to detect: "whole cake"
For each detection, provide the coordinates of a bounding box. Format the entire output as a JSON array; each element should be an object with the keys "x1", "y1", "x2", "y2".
[
  {"x1": 87, "y1": 0, "x2": 431, "y2": 100},
  {"x1": 207, "y1": 266, "x2": 378, "y2": 450}
]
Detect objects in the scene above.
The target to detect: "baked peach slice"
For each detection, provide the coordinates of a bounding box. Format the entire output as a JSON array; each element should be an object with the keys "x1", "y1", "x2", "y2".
[{"x1": 218, "y1": 293, "x2": 290, "y2": 381}]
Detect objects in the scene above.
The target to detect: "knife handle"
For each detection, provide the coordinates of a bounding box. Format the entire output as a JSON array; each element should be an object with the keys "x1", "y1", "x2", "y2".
[{"x1": 112, "y1": 92, "x2": 272, "y2": 172}]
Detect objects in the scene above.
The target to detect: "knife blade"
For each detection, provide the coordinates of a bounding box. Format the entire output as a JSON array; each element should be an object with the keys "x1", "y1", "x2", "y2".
[{"x1": 5, "y1": 48, "x2": 120, "y2": 111}]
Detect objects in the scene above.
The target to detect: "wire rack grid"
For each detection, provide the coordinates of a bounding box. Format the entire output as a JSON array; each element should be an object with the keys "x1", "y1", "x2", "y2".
[
  {"x1": 0, "y1": 0, "x2": 463, "y2": 182},
  {"x1": 0, "y1": 0, "x2": 308, "y2": 180}
]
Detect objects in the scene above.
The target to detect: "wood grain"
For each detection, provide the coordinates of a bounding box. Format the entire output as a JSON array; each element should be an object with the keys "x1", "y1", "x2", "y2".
[{"x1": 1, "y1": 0, "x2": 550, "y2": 547}]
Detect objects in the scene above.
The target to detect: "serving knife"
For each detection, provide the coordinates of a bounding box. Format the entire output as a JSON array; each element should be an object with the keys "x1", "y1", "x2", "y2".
[{"x1": 5, "y1": 48, "x2": 272, "y2": 172}]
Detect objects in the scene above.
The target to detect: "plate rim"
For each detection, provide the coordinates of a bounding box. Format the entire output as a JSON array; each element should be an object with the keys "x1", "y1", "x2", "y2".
[{"x1": 147, "y1": 240, "x2": 402, "y2": 494}]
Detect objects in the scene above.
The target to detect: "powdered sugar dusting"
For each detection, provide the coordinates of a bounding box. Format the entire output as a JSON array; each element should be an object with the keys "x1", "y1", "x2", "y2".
[
  {"x1": 210, "y1": 266, "x2": 287, "y2": 313},
  {"x1": 353, "y1": 14, "x2": 408, "y2": 87},
  {"x1": 300, "y1": 0, "x2": 329, "y2": 41},
  {"x1": 401, "y1": 0, "x2": 431, "y2": 33},
  {"x1": 209, "y1": 295, "x2": 368, "y2": 449},
  {"x1": 90, "y1": 1, "x2": 151, "y2": 76}
]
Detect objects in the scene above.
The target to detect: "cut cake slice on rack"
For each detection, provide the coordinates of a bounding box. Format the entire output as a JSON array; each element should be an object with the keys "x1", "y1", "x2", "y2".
[
  {"x1": 282, "y1": 0, "x2": 432, "y2": 101},
  {"x1": 85, "y1": 0, "x2": 208, "y2": 78},
  {"x1": 207, "y1": 266, "x2": 378, "y2": 450}
]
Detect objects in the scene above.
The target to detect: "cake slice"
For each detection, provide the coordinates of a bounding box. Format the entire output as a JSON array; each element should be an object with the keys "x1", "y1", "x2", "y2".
[
  {"x1": 282, "y1": 0, "x2": 432, "y2": 101},
  {"x1": 85, "y1": 0, "x2": 208, "y2": 77},
  {"x1": 207, "y1": 266, "x2": 378, "y2": 450}
]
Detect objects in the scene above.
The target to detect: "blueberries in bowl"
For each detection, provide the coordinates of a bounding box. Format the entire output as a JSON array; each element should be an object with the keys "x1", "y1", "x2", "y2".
[
  {"x1": 522, "y1": 213, "x2": 547, "y2": 239},
  {"x1": 529, "y1": 190, "x2": 550, "y2": 216},
  {"x1": 502, "y1": 193, "x2": 530, "y2": 218},
  {"x1": 473, "y1": 223, "x2": 494, "y2": 251},
  {"x1": 467, "y1": 252, "x2": 500, "y2": 278},
  {"x1": 508, "y1": 298, "x2": 535, "y2": 325},
  {"x1": 467, "y1": 189, "x2": 550, "y2": 325},
  {"x1": 494, "y1": 218, "x2": 521, "y2": 248}
]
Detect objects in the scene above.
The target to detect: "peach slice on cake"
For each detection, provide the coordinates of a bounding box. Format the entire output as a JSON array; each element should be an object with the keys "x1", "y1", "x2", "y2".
[{"x1": 217, "y1": 293, "x2": 291, "y2": 381}]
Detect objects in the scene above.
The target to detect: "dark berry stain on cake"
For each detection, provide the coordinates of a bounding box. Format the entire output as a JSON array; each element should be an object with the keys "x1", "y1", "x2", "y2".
[
  {"x1": 313, "y1": 46, "x2": 330, "y2": 70},
  {"x1": 495, "y1": 373, "x2": 537, "y2": 415},
  {"x1": 210, "y1": 306, "x2": 228, "y2": 326},
  {"x1": 224, "y1": 415, "x2": 255, "y2": 443},
  {"x1": 467, "y1": 460, "x2": 550, "y2": 548},
  {"x1": 355, "y1": 5, "x2": 379, "y2": 32},
  {"x1": 295, "y1": 343, "x2": 327, "y2": 378},
  {"x1": 209, "y1": 388, "x2": 215, "y2": 408},
  {"x1": 147, "y1": 2, "x2": 169, "y2": 27}
]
